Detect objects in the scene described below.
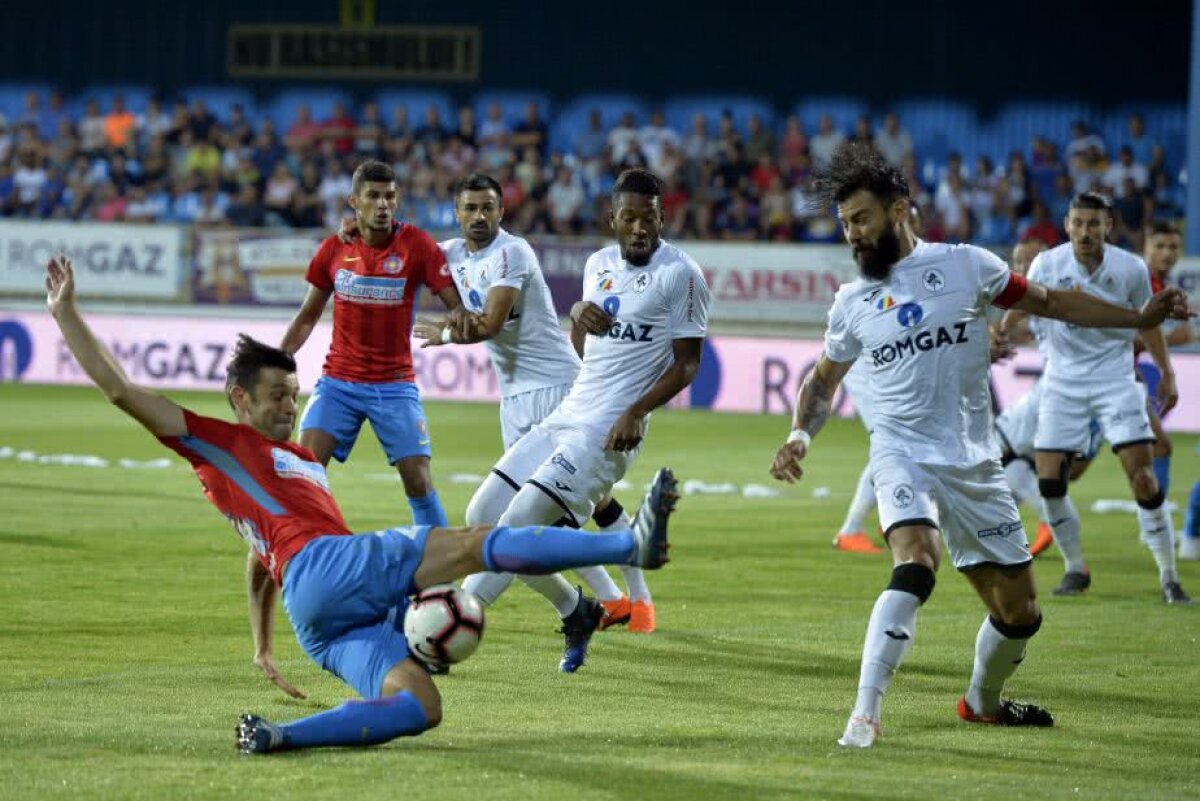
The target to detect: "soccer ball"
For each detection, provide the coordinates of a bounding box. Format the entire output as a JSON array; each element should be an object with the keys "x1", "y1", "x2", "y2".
[{"x1": 403, "y1": 584, "x2": 485, "y2": 667}]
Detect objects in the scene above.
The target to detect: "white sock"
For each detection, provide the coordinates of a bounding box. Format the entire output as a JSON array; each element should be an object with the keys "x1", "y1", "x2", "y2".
[
  {"x1": 573, "y1": 566, "x2": 623, "y2": 602},
  {"x1": 965, "y1": 616, "x2": 1032, "y2": 717},
  {"x1": 461, "y1": 572, "x2": 515, "y2": 605},
  {"x1": 1137, "y1": 501, "x2": 1178, "y2": 584},
  {"x1": 601, "y1": 512, "x2": 651, "y2": 602},
  {"x1": 1003, "y1": 459, "x2": 1039, "y2": 510},
  {"x1": 851, "y1": 589, "x2": 920, "y2": 722},
  {"x1": 1043, "y1": 495, "x2": 1087, "y2": 574},
  {"x1": 839, "y1": 465, "x2": 875, "y2": 535},
  {"x1": 519, "y1": 574, "x2": 582, "y2": 617}
]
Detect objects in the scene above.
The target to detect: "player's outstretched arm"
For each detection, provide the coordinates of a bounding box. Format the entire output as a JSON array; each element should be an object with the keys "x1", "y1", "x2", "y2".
[
  {"x1": 770, "y1": 355, "x2": 852, "y2": 484},
  {"x1": 1010, "y1": 282, "x2": 1193, "y2": 330},
  {"x1": 45, "y1": 256, "x2": 186, "y2": 438},
  {"x1": 280, "y1": 284, "x2": 332, "y2": 355},
  {"x1": 1139, "y1": 325, "x2": 1178, "y2": 414},
  {"x1": 605, "y1": 338, "x2": 702, "y2": 452},
  {"x1": 415, "y1": 287, "x2": 520, "y2": 347},
  {"x1": 246, "y1": 551, "x2": 306, "y2": 699}
]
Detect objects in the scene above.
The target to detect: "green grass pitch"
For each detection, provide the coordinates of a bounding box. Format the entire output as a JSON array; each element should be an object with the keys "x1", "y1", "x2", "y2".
[{"x1": 0, "y1": 384, "x2": 1197, "y2": 801}]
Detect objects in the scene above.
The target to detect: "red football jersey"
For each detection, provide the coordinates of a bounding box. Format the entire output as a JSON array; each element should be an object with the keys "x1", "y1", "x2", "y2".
[
  {"x1": 306, "y1": 223, "x2": 453, "y2": 383},
  {"x1": 160, "y1": 410, "x2": 352, "y2": 584}
]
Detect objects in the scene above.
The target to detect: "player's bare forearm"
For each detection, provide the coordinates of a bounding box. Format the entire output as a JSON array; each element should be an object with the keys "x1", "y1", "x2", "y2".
[
  {"x1": 1140, "y1": 325, "x2": 1174, "y2": 378},
  {"x1": 53, "y1": 303, "x2": 186, "y2": 437},
  {"x1": 628, "y1": 339, "x2": 703, "y2": 417},
  {"x1": 1167, "y1": 321, "x2": 1195, "y2": 346},
  {"x1": 280, "y1": 317, "x2": 316, "y2": 355},
  {"x1": 281, "y1": 285, "x2": 331, "y2": 354},
  {"x1": 570, "y1": 322, "x2": 586, "y2": 357},
  {"x1": 792, "y1": 356, "x2": 850, "y2": 437},
  {"x1": 246, "y1": 552, "x2": 276, "y2": 656},
  {"x1": 1013, "y1": 284, "x2": 1141, "y2": 328}
]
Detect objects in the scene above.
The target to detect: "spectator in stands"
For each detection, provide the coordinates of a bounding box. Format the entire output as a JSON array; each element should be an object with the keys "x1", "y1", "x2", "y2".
[
  {"x1": 78, "y1": 99, "x2": 107, "y2": 156},
  {"x1": 318, "y1": 158, "x2": 352, "y2": 230},
  {"x1": 1065, "y1": 120, "x2": 1104, "y2": 162},
  {"x1": 875, "y1": 112, "x2": 913, "y2": 168},
  {"x1": 1105, "y1": 145, "x2": 1148, "y2": 198},
  {"x1": 323, "y1": 102, "x2": 355, "y2": 155},
  {"x1": 1126, "y1": 113, "x2": 1157, "y2": 166},
  {"x1": 749, "y1": 152, "x2": 779, "y2": 195},
  {"x1": 1046, "y1": 172, "x2": 1073, "y2": 220},
  {"x1": 744, "y1": 114, "x2": 776, "y2": 164},
  {"x1": 92, "y1": 180, "x2": 126, "y2": 222},
  {"x1": 1147, "y1": 144, "x2": 1168, "y2": 186},
  {"x1": 511, "y1": 101, "x2": 548, "y2": 158},
  {"x1": 608, "y1": 111, "x2": 640, "y2": 165},
  {"x1": 1113, "y1": 177, "x2": 1149, "y2": 249},
  {"x1": 849, "y1": 115, "x2": 874, "y2": 147},
  {"x1": 263, "y1": 162, "x2": 298, "y2": 226},
  {"x1": 760, "y1": 174, "x2": 791, "y2": 241},
  {"x1": 715, "y1": 110, "x2": 742, "y2": 163},
  {"x1": 573, "y1": 108, "x2": 608, "y2": 168},
  {"x1": 37, "y1": 166, "x2": 65, "y2": 217},
  {"x1": 140, "y1": 97, "x2": 172, "y2": 145},
  {"x1": 106, "y1": 152, "x2": 137, "y2": 195},
  {"x1": 124, "y1": 185, "x2": 160, "y2": 223},
  {"x1": 809, "y1": 114, "x2": 844, "y2": 171},
  {"x1": 414, "y1": 104, "x2": 449, "y2": 148},
  {"x1": 638, "y1": 110, "x2": 680, "y2": 175},
  {"x1": 1004, "y1": 150, "x2": 1032, "y2": 218},
  {"x1": 546, "y1": 166, "x2": 584, "y2": 234},
  {"x1": 164, "y1": 100, "x2": 190, "y2": 145},
  {"x1": 285, "y1": 105, "x2": 321, "y2": 153},
  {"x1": 682, "y1": 113, "x2": 718, "y2": 163},
  {"x1": 185, "y1": 132, "x2": 221, "y2": 181},
  {"x1": 353, "y1": 102, "x2": 386, "y2": 160},
  {"x1": 103, "y1": 95, "x2": 137, "y2": 151},
  {"x1": 12, "y1": 150, "x2": 47, "y2": 216},
  {"x1": 477, "y1": 103, "x2": 510, "y2": 168},
  {"x1": 1018, "y1": 199, "x2": 1061, "y2": 246},
  {"x1": 226, "y1": 184, "x2": 265, "y2": 227},
  {"x1": 388, "y1": 105, "x2": 412, "y2": 145},
  {"x1": 194, "y1": 185, "x2": 229, "y2": 226},
  {"x1": 934, "y1": 169, "x2": 970, "y2": 240},
  {"x1": 291, "y1": 161, "x2": 323, "y2": 228},
  {"x1": 1149, "y1": 170, "x2": 1184, "y2": 222},
  {"x1": 779, "y1": 115, "x2": 808, "y2": 164},
  {"x1": 188, "y1": 98, "x2": 218, "y2": 143},
  {"x1": 452, "y1": 104, "x2": 477, "y2": 149},
  {"x1": 1069, "y1": 142, "x2": 1107, "y2": 193},
  {"x1": 714, "y1": 191, "x2": 758, "y2": 241}
]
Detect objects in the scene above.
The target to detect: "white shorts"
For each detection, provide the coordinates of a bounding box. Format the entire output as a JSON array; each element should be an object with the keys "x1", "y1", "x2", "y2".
[
  {"x1": 995, "y1": 380, "x2": 1043, "y2": 458},
  {"x1": 1034, "y1": 379, "x2": 1152, "y2": 453},
  {"x1": 871, "y1": 451, "x2": 1030, "y2": 571},
  {"x1": 492, "y1": 420, "x2": 639, "y2": 526},
  {"x1": 499, "y1": 384, "x2": 572, "y2": 449}
]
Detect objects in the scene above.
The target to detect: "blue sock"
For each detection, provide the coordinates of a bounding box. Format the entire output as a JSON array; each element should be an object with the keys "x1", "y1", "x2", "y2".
[
  {"x1": 408, "y1": 491, "x2": 449, "y2": 527},
  {"x1": 1152, "y1": 455, "x2": 1171, "y2": 497},
  {"x1": 1186, "y1": 480, "x2": 1200, "y2": 539},
  {"x1": 482, "y1": 525, "x2": 636, "y2": 574},
  {"x1": 279, "y1": 691, "x2": 429, "y2": 750}
]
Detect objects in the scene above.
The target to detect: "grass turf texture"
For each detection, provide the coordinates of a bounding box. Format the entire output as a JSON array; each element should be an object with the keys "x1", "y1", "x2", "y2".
[{"x1": 0, "y1": 384, "x2": 1197, "y2": 801}]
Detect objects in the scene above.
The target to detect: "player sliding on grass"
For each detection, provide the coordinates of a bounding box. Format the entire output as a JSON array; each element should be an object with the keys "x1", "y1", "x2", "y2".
[
  {"x1": 44, "y1": 253, "x2": 678, "y2": 755},
  {"x1": 768, "y1": 143, "x2": 1193, "y2": 748}
]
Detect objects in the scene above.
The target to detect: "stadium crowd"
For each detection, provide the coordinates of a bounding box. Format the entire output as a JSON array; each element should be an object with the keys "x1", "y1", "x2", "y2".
[{"x1": 0, "y1": 90, "x2": 1187, "y2": 250}]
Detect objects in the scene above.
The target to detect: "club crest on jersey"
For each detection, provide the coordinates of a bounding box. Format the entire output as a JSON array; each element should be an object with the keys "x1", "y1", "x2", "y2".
[
  {"x1": 272, "y1": 448, "x2": 331, "y2": 491},
  {"x1": 633, "y1": 272, "x2": 651, "y2": 293},
  {"x1": 896, "y1": 303, "x2": 924, "y2": 328},
  {"x1": 892, "y1": 484, "x2": 915, "y2": 508},
  {"x1": 922, "y1": 269, "x2": 945, "y2": 292},
  {"x1": 467, "y1": 289, "x2": 483, "y2": 310},
  {"x1": 382, "y1": 255, "x2": 404, "y2": 274}
]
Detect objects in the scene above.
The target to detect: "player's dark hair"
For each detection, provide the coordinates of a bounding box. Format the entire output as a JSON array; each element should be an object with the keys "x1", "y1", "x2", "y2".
[
  {"x1": 225, "y1": 334, "x2": 296, "y2": 408},
  {"x1": 454, "y1": 172, "x2": 503, "y2": 201},
  {"x1": 611, "y1": 168, "x2": 663, "y2": 201},
  {"x1": 1146, "y1": 220, "x2": 1180, "y2": 238},
  {"x1": 1069, "y1": 191, "x2": 1113, "y2": 212},
  {"x1": 816, "y1": 142, "x2": 910, "y2": 206},
  {"x1": 351, "y1": 160, "x2": 396, "y2": 194}
]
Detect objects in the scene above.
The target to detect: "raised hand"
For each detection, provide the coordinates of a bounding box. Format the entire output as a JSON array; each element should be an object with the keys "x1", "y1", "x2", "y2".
[{"x1": 45, "y1": 255, "x2": 76, "y2": 315}]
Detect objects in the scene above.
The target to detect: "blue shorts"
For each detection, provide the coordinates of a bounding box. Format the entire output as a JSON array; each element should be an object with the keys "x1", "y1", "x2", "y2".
[
  {"x1": 299, "y1": 376, "x2": 432, "y2": 464},
  {"x1": 282, "y1": 527, "x2": 430, "y2": 698}
]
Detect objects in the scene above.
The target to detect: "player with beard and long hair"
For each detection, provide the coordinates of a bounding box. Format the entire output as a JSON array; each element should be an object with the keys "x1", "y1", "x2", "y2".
[{"x1": 768, "y1": 143, "x2": 1192, "y2": 748}]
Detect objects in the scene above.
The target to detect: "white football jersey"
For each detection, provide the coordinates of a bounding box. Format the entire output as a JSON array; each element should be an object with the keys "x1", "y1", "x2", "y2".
[
  {"x1": 1027, "y1": 243, "x2": 1151, "y2": 389},
  {"x1": 825, "y1": 241, "x2": 1023, "y2": 467},
  {"x1": 545, "y1": 241, "x2": 710, "y2": 437},
  {"x1": 440, "y1": 229, "x2": 581, "y2": 397}
]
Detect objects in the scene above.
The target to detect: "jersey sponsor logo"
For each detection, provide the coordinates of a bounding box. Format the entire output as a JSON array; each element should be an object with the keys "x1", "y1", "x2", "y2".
[
  {"x1": 271, "y1": 447, "x2": 331, "y2": 491},
  {"x1": 597, "y1": 275, "x2": 615, "y2": 292},
  {"x1": 922, "y1": 269, "x2": 945, "y2": 292},
  {"x1": 633, "y1": 272, "x2": 651, "y2": 293},
  {"x1": 870, "y1": 323, "x2": 969, "y2": 366},
  {"x1": 977, "y1": 520, "x2": 1022, "y2": 539},
  {"x1": 892, "y1": 484, "x2": 915, "y2": 508},
  {"x1": 896, "y1": 303, "x2": 924, "y2": 328},
  {"x1": 381, "y1": 254, "x2": 405, "y2": 274},
  {"x1": 553, "y1": 480, "x2": 573, "y2": 492},
  {"x1": 334, "y1": 269, "x2": 407, "y2": 304},
  {"x1": 876, "y1": 295, "x2": 896, "y2": 311},
  {"x1": 607, "y1": 321, "x2": 655, "y2": 342},
  {"x1": 603, "y1": 296, "x2": 621, "y2": 316},
  {"x1": 550, "y1": 453, "x2": 577, "y2": 475}
]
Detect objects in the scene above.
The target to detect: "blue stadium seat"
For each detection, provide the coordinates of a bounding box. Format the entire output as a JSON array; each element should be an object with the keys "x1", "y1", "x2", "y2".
[
  {"x1": 266, "y1": 88, "x2": 353, "y2": 132},
  {"x1": 891, "y1": 100, "x2": 977, "y2": 165},
  {"x1": 372, "y1": 90, "x2": 455, "y2": 132},
  {"x1": 71, "y1": 84, "x2": 155, "y2": 117},
  {"x1": 551, "y1": 94, "x2": 650, "y2": 155},
  {"x1": 180, "y1": 85, "x2": 258, "y2": 124},
  {"x1": 470, "y1": 90, "x2": 554, "y2": 129},
  {"x1": 0, "y1": 82, "x2": 53, "y2": 123},
  {"x1": 988, "y1": 101, "x2": 1095, "y2": 158},
  {"x1": 793, "y1": 97, "x2": 868, "y2": 136},
  {"x1": 661, "y1": 95, "x2": 776, "y2": 136}
]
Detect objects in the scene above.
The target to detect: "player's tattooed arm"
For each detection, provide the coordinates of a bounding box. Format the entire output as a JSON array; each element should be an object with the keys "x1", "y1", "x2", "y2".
[{"x1": 771, "y1": 356, "x2": 851, "y2": 483}]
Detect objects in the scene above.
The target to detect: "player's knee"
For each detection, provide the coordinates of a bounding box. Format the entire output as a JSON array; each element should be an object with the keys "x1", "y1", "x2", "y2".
[
  {"x1": 1130, "y1": 468, "x2": 1159, "y2": 501},
  {"x1": 886, "y1": 562, "x2": 936, "y2": 604},
  {"x1": 1038, "y1": 477, "x2": 1068, "y2": 499}
]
